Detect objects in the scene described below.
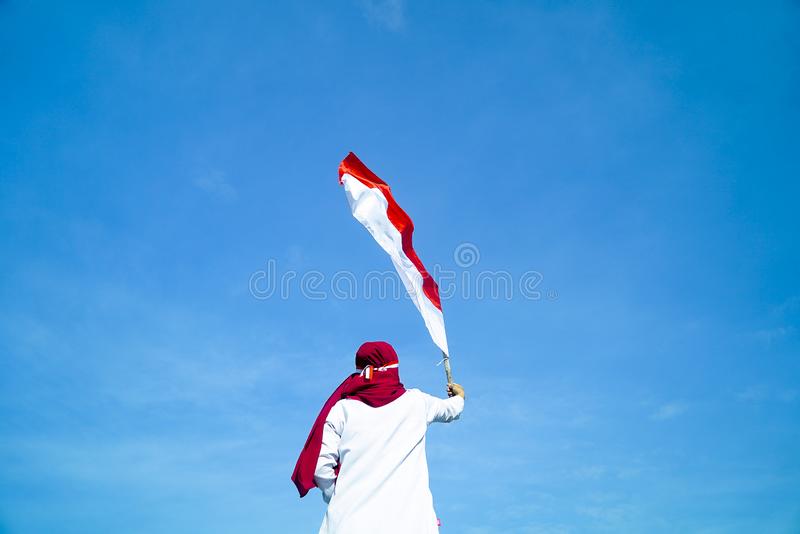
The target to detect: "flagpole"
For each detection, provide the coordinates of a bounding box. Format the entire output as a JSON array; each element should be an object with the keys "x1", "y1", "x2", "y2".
[{"x1": 442, "y1": 350, "x2": 453, "y2": 385}]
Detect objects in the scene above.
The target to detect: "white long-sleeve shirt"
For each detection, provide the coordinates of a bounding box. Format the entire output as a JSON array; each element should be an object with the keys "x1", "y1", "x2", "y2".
[{"x1": 314, "y1": 388, "x2": 464, "y2": 534}]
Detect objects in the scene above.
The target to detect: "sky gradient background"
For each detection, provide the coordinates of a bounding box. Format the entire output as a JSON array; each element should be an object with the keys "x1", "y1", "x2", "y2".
[{"x1": 2, "y1": 1, "x2": 799, "y2": 533}]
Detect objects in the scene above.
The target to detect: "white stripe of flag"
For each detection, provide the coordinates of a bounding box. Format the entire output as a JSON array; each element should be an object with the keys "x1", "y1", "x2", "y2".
[{"x1": 338, "y1": 152, "x2": 449, "y2": 355}]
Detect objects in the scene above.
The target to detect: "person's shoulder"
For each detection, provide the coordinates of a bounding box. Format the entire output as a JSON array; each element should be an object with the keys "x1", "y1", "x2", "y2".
[
  {"x1": 333, "y1": 396, "x2": 366, "y2": 411},
  {"x1": 403, "y1": 388, "x2": 428, "y2": 400},
  {"x1": 327, "y1": 398, "x2": 347, "y2": 415},
  {"x1": 404, "y1": 388, "x2": 440, "y2": 406},
  {"x1": 397, "y1": 388, "x2": 425, "y2": 404},
  {"x1": 328, "y1": 397, "x2": 358, "y2": 418},
  {"x1": 406, "y1": 388, "x2": 441, "y2": 397}
]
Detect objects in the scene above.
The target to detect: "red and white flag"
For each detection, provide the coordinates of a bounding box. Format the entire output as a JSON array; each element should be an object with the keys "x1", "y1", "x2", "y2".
[{"x1": 338, "y1": 152, "x2": 449, "y2": 355}]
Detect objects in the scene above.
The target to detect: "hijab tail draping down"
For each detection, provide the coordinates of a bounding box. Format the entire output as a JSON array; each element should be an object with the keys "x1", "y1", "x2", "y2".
[{"x1": 292, "y1": 341, "x2": 406, "y2": 497}]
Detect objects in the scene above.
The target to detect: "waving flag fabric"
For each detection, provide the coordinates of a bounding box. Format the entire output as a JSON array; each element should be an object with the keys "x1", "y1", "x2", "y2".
[{"x1": 338, "y1": 152, "x2": 449, "y2": 355}]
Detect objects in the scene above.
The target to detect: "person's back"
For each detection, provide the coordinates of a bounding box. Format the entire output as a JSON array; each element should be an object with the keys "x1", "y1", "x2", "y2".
[
  {"x1": 291, "y1": 341, "x2": 465, "y2": 534},
  {"x1": 316, "y1": 389, "x2": 464, "y2": 534}
]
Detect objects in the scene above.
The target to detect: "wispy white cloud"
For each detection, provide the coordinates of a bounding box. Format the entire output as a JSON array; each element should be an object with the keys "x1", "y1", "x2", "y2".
[
  {"x1": 737, "y1": 384, "x2": 769, "y2": 402},
  {"x1": 357, "y1": 0, "x2": 405, "y2": 31},
  {"x1": 651, "y1": 401, "x2": 688, "y2": 420},
  {"x1": 571, "y1": 464, "x2": 608, "y2": 480},
  {"x1": 737, "y1": 384, "x2": 798, "y2": 404},
  {"x1": 774, "y1": 295, "x2": 800, "y2": 316},
  {"x1": 753, "y1": 325, "x2": 795, "y2": 346},
  {"x1": 575, "y1": 503, "x2": 639, "y2": 526},
  {"x1": 193, "y1": 170, "x2": 237, "y2": 200},
  {"x1": 0, "y1": 435, "x2": 287, "y2": 533}
]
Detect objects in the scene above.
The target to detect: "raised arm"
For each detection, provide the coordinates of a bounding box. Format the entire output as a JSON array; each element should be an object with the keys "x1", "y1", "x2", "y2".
[
  {"x1": 314, "y1": 402, "x2": 344, "y2": 503},
  {"x1": 424, "y1": 383, "x2": 466, "y2": 425}
]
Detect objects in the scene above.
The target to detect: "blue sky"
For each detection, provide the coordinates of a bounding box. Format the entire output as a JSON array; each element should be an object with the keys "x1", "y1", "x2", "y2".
[{"x1": 1, "y1": 1, "x2": 799, "y2": 532}]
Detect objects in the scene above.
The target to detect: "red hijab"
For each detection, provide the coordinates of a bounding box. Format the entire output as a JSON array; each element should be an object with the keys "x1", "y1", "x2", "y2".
[{"x1": 291, "y1": 341, "x2": 406, "y2": 497}]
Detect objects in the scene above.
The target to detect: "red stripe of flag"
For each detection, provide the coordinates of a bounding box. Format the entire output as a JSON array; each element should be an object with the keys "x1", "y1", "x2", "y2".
[{"x1": 338, "y1": 152, "x2": 443, "y2": 311}]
